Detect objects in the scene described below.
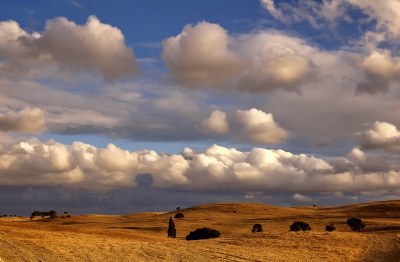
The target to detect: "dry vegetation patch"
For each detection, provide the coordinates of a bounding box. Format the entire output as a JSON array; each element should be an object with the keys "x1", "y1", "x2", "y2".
[{"x1": 0, "y1": 200, "x2": 399, "y2": 261}]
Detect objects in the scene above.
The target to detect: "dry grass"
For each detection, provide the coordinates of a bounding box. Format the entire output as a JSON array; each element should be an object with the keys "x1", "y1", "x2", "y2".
[{"x1": 0, "y1": 200, "x2": 400, "y2": 261}]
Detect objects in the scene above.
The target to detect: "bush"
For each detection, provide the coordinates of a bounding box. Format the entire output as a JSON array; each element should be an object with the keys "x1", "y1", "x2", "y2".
[
  {"x1": 347, "y1": 218, "x2": 365, "y2": 231},
  {"x1": 186, "y1": 227, "x2": 221, "y2": 240},
  {"x1": 49, "y1": 210, "x2": 57, "y2": 219},
  {"x1": 325, "y1": 224, "x2": 336, "y2": 232},
  {"x1": 30, "y1": 210, "x2": 58, "y2": 219},
  {"x1": 174, "y1": 212, "x2": 184, "y2": 219},
  {"x1": 289, "y1": 221, "x2": 311, "y2": 232},
  {"x1": 167, "y1": 217, "x2": 176, "y2": 238},
  {"x1": 252, "y1": 224, "x2": 263, "y2": 233}
]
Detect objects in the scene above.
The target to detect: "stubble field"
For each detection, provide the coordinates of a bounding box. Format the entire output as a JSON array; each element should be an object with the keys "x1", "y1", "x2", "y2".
[{"x1": 0, "y1": 200, "x2": 399, "y2": 261}]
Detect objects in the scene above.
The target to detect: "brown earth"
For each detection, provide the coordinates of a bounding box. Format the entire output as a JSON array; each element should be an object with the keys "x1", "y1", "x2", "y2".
[{"x1": 0, "y1": 200, "x2": 400, "y2": 261}]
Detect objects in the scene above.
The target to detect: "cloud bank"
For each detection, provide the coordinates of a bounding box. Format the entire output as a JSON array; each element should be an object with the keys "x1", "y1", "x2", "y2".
[{"x1": 0, "y1": 139, "x2": 399, "y2": 196}]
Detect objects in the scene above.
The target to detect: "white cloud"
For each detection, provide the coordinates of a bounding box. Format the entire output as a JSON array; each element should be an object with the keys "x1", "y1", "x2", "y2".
[
  {"x1": 259, "y1": 0, "x2": 400, "y2": 52},
  {"x1": 0, "y1": 107, "x2": 45, "y2": 133},
  {"x1": 357, "y1": 49, "x2": 400, "y2": 94},
  {"x1": 260, "y1": 0, "x2": 285, "y2": 21},
  {"x1": 259, "y1": 0, "x2": 346, "y2": 28},
  {"x1": 0, "y1": 16, "x2": 138, "y2": 80},
  {"x1": 359, "y1": 121, "x2": 400, "y2": 151},
  {"x1": 0, "y1": 139, "x2": 399, "y2": 195},
  {"x1": 236, "y1": 31, "x2": 313, "y2": 92},
  {"x1": 292, "y1": 193, "x2": 313, "y2": 203},
  {"x1": 348, "y1": 0, "x2": 400, "y2": 39},
  {"x1": 202, "y1": 110, "x2": 229, "y2": 134},
  {"x1": 162, "y1": 22, "x2": 313, "y2": 92},
  {"x1": 162, "y1": 22, "x2": 243, "y2": 88},
  {"x1": 235, "y1": 108, "x2": 289, "y2": 144},
  {"x1": 260, "y1": 0, "x2": 400, "y2": 39}
]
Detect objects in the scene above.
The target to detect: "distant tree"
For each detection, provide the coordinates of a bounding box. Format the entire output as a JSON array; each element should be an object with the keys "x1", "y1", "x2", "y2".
[
  {"x1": 30, "y1": 210, "x2": 58, "y2": 220},
  {"x1": 289, "y1": 221, "x2": 311, "y2": 232},
  {"x1": 49, "y1": 210, "x2": 57, "y2": 219},
  {"x1": 167, "y1": 217, "x2": 176, "y2": 238},
  {"x1": 347, "y1": 218, "x2": 365, "y2": 231},
  {"x1": 252, "y1": 224, "x2": 263, "y2": 233},
  {"x1": 325, "y1": 224, "x2": 336, "y2": 232},
  {"x1": 176, "y1": 207, "x2": 180, "y2": 211},
  {"x1": 186, "y1": 227, "x2": 221, "y2": 240},
  {"x1": 174, "y1": 212, "x2": 184, "y2": 219},
  {"x1": 64, "y1": 211, "x2": 68, "y2": 214}
]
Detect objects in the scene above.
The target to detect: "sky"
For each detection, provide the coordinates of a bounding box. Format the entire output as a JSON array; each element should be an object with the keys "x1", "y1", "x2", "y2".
[{"x1": 1, "y1": 0, "x2": 400, "y2": 215}]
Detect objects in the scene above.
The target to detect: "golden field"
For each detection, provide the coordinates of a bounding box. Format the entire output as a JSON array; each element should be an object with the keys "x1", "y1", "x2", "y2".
[{"x1": 0, "y1": 200, "x2": 399, "y2": 261}]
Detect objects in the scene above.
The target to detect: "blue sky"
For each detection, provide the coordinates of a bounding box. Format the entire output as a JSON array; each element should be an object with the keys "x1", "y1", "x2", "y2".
[{"x1": 0, "y1": 0, "x2": 400, "y2": 214}]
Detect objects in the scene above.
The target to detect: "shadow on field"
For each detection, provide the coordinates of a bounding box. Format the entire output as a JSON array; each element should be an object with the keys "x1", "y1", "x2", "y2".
[
  {"x1": 362, "y1": 245, "x2": 400, "y2": 262},
  {"x1": 362, "y1": 226, "x2": 400, "y2": 233}
]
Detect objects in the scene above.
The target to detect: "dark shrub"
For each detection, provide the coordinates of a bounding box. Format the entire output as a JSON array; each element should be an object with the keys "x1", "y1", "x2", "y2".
[
  {"x1": 66, "y1": 215, "x2": 71, "y2": 218},
  {"x1": 325, "y1": 224, "x2": 336, "y2": 232},
  {"x1": 186, "y1": 227, "x2": 221, "y2": 240},
  {"x1": 289, "y1": 221, "x2": 311, "y2": 232},
  {"x1": 31, "y1": 210, "x2": 58, "y2": 219},
  {"x1": 64, "y1": 211, "x2": 68, "y2": 214},
  {"x1": 347, "y1": 218, "x2": 365, "y2": 231},
  {"x1": 167, "y1": 217, "x2": 176, "y2": 238},
  {"x1": 252, "y1": 224, "x2": 263, "y2": 233},
  {"x1": 49, "y1": 210, "x2": 57, "y2": 219},
  {"x1": 174, "y1": 212, "x2": 184, "y2": 219}
]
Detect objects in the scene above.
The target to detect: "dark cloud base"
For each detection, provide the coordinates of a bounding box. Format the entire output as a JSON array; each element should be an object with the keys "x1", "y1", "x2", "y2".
[{"x1": 1, "y1": 184, "x2": 397, "y2": 216}]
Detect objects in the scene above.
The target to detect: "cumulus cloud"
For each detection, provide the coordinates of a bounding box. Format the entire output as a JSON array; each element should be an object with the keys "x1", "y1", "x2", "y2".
[
  {"x1": 201, "y1": 108, "x2": 289, "y2": 144},
  {"x1": 235, "y1": 108, "x2": 289, "y2": 144},
  {"x1": 162, "y1": 22, "x2": 313, "y2": 92},
  {"x1": 357, "y1": 49, "x2": 400, "y2": 94},
  {"x1": 0, "y1": 140, "x2": 189, "y2": 191},
  {"x1": 162, "y1": 22, "x2": 243, "y2": 88},
  {"x1": 0, "y1": 139, "x2": 399, "y2": 195},
  {"x1": 236, "y1": 32, "x2": 313, "y2": 92},
  {"x1": 0, "y1": 16, "x2": 138, "y2": 80},
  {"x1": 258, "y1": 1, "x2": 400, "y2": 95},
  {"x1": 0, "y1": 107, "x2": 45, "y2": 133},
  {"x1": 202, "y1": 110, "x2": 229, "y2": 134},
  {"x1": 292, "y1": 193, "x2": 313, "y2": 203},
  {"x1": 359, "y1": 121, "x2": 400, "y2": 151}
]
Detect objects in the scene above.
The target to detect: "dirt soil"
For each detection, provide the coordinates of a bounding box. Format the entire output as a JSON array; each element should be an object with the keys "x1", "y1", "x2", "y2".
[{"x1": 1, "y1": 200, "x2": 400, "y2": 261}]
